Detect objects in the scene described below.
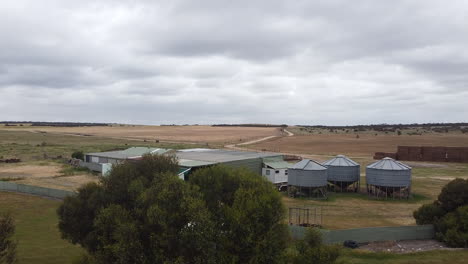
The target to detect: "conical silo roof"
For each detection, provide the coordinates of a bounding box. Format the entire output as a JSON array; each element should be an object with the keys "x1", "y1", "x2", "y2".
[
  {"x1": 292, "y1": 159, "x2": 327, "y2": 170},
  {"x1": 322, "y1": 155, "x2": 359, "y2": 167},
  {"x1": 367, "y1": 157, "x2": 411, "y2": 170}
]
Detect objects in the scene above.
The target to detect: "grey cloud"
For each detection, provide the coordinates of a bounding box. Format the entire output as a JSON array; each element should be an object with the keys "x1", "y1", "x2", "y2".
[{"x1": 0, "y1": 0, "x2": 467, "y2": 125}]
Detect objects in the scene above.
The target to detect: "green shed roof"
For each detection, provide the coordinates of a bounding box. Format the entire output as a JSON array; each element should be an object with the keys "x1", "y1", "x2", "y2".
[{"x1": 262, "y1": 157, "x2": 293, "y2": 169}]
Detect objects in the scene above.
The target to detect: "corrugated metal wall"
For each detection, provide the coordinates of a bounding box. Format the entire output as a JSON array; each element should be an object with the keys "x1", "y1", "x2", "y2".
[
  {"x1": 326, "y1": 166, "x2": 360, "y2": 182},
  {"x1": 288, "y1": 169, "x2": 328, "y2": 187},
  {"x1": 366, "y1": 168, "x2": 411, "y2": 187},
  {"x1": 220, "y1": 155, "x2": 283, "y2": 175}
]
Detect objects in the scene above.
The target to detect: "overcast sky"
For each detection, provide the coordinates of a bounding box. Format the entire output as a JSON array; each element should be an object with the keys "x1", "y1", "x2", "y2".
[{"x1": 1, "y1": 0, "x2": 467, "y2": 125}]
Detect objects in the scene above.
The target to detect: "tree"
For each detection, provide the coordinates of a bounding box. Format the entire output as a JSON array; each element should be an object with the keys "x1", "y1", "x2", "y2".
[
  {"x1": 58, "y1": 154, "x2": 217, "y2": 264},
  {"x1": 0, "y1": 213, "x2": 17, "y2": 264},
  {"x1": 58, "y1": 155, "x2": 290, "y2": 263},
  {"x1": 189, "y1": 165, "x2": 289, "y2": 263},
  {"x1": 414, "y1": 178, "x2": 468, "y2": 247}
]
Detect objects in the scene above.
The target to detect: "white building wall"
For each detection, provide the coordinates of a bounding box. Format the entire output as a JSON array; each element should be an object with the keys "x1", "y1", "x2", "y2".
[{"x1": 262, "y1": 168, "x2": 288, "y2": 184}]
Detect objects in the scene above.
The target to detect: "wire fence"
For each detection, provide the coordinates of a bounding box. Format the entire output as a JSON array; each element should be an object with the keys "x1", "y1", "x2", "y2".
[
  {"x1": 0, "y1": 181, "x2": 75, "y2": 199},
  {"x1": 290, "y1": 224, "x2": 435, "y2": 244}
]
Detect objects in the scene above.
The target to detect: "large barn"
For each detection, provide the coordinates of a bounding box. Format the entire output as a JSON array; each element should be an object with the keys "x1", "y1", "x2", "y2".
[{"x1": 80, "y1": 147, "x2": 285, "y2": 181}]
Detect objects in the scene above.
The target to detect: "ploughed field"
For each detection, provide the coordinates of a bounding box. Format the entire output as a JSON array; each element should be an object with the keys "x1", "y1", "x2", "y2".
[
  {"x1": 246, "y1": 132, "x2": 468, "y2": 158},
  {"x1": 1, "y1": 125, "x2": 281, "y2": 145}
]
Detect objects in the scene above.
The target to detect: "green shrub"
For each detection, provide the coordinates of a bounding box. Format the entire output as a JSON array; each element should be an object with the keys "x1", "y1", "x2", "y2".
[
  {"x1": 304, "y1": 227, "x2": 323, "y2": 248},
  {"x1": 290, "y1": 228, "x2": 341, "y2": 264},
  {"x1": 437, "y1": 206, "x2": 468, "y2": 247},
  {"x1": 414, "y1": 178, "x2": 468, "y2": 248},
  {"x1": 71, "y1": 151, "x2": 84, "y2": 160},
  {"x1": 438, "y1": 178, "x2": 468, "y2": 212},
  {"x1": 413, "y1": 203, "x2": 446, "y2": 225}
]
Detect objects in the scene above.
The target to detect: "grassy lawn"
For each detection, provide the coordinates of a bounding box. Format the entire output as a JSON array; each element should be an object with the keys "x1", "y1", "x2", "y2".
[
  {"x1": 338, "y1": 249, "x2": 468, "y2": 264},
  {"x1": 281, "y1": 174, "x2": 449, "y2": 229},
  {"x1": 0, "y1": 191, "x2": 83, "y2": 264}
]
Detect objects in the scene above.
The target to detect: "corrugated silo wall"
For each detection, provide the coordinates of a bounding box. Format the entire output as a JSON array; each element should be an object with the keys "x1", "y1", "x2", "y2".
[
  {"x1": 221, "y1": 155, "x2": 283, "y2": 175},
  {"x1": 288, "y1": 169, "x2": 327, "y2": 187},
  {"x1": 366, "y1": 168, "x2": 411, "y2": 187},
  {"x1": 327, "y1": 166, "x2": 360, "y2": 182}
]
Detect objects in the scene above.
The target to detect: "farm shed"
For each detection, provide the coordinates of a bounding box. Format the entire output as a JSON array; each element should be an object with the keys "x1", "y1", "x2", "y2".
[
  {"x1": 366, "y1": 157, "x2": 412, "y2": 199},
  {"x1": 82, "y1": 147, "x2": 170, "y2": 174},
  {"x1": 175, "y1": 148, "x2": 283, "y2": 180},
  {"x1": 82, "y1": 147, "x2": 286, "y2": 180},
  {"x1": 288, "y1": 159, "x2": 328, "y2": 198},
  {"x1": 262, "y1": 156, "x2": 293, "y2": 185},
  {"x1": 322, "y1": 155, "x2": 360, "y2": 192}
]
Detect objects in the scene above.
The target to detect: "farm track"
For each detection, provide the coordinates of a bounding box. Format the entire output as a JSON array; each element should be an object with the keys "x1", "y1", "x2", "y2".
[{"x1": 225, "y1": 128, "x2": 294, "y2": 151}]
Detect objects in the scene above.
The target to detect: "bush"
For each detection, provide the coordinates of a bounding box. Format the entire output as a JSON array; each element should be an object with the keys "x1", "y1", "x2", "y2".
[
  {"x1": 304, "y1": 227, "x2": 323, "y2": 248},
  {"x1": 438, "y1": 178, "x2": 468, "y2": 212},
  {"x1": 289, "y1": 228, "x2": 341, "y2": 264},
  {"x1": 414, "y1": 178, "x2": 468, "y2": 248},
  {"x1": 71, "y1": 151, "x2": 84, "y2": 160},
  {"x1": 437, "y1": 205, "x2": 468, "y2": 247},
  {"x1": 413, "y1": 203, "x2": 446, "y2": 225}
]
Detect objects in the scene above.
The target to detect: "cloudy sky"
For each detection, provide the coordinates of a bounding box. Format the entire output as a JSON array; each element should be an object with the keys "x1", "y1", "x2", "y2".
[{"x1": 1, "y1": 0, "x2": 467, "y2": 125}]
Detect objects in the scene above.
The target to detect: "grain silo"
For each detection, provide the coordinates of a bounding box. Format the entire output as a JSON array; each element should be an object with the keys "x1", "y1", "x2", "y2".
[
  {"x1": 288, "y1": 159, "x2": 328, "y2": 198},
  {"x1": 366, "y1": 157, "x2": 412, "y2": 199},
  {"x1": 322, "y1": 155, "x2": 360, "y2": 192}
]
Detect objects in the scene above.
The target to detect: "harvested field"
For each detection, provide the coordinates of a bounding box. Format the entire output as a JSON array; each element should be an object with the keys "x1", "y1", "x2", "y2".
[
  {"x1": 2, "y1": 125, "x2": 281, "y2": 144},
  {"x1": 0, "y1": 163, "x2": 99, "y2": 191},
  {"x1": 14, "y1": 174, "x2": 99, "y2": 191},
  {"x1": 246, "y1": 133, "x2": 468, "y2": 158},
  {"x1": 0, "y1": 164, "x2": 61, "y2": 179}
]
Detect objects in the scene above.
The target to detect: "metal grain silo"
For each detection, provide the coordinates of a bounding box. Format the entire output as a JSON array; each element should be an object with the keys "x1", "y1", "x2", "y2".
[
  {"x1": 288, "y1": 159, "x2": 328, "y2": 198},
  {"x1": 322, "y1": 155, "x2": 360, "y2": 192},
  {"x1": 366, "y1": 157, "x2": 412, "y2": 199}
]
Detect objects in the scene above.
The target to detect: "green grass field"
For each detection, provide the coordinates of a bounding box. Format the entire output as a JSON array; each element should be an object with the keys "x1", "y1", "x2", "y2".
[
  {"x1": 0, "y1": 191, "x2": 84, "y2": 264},
  {"x1": 2, "y1": 191, "x2": 467, "y2": 264}
]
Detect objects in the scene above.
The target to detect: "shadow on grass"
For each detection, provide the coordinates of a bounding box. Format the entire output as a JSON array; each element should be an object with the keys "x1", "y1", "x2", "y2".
[{"x1": 282, "y1": 191, "x2": 430, "y2": 204}]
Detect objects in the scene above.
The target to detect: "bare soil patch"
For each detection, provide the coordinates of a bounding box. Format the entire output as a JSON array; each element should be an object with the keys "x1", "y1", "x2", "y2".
[
  {"x1": 0, "y1": 164, "x2": 99, "y2": 191},
  {"x1": 0, "y1": 164, "x2": 61, "y2": 179},
  {"x1": 359, "y1": 239, "x2": 462, "y2": 253}
]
